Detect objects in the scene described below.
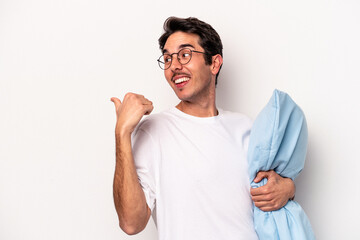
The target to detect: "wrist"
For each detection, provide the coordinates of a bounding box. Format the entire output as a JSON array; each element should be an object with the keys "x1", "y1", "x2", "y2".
[
  {"x1": 287, "y1": 178, "x2": 296, "y2": 200},
  {"x1": 115, "y1": 129, "x2": 132, "y2": 141},
  {"x1": 115, "y1": 122, "x2": 133, "y2": 138}
]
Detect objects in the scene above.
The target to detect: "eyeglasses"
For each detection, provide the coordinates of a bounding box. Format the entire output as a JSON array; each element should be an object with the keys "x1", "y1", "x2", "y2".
[{"x1": 157, "y1": 48, "x2": 206, "y2": 70}]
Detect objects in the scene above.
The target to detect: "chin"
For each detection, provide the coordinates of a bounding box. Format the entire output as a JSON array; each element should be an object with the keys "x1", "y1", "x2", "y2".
[
  {"x1": 173, "y1": 90, "x2": 190, "y2": 101},
  {"x1": 177, "y1": 95, "x2": 195, "y2": 103}
]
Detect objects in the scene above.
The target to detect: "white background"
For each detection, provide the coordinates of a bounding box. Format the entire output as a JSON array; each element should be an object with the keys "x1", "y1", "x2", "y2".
[{"x1": 1, "y1": 0, "x2": 359, "y2": 239}]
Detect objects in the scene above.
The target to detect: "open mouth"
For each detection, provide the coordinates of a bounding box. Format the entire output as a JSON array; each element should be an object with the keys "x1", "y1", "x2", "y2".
[{"x1": 174, "y1": 77, "x2": 190, "y2": 84}]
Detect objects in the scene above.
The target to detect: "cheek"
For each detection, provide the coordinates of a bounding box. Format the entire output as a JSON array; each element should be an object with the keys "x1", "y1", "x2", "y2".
[
  {"x1": 164, "y1": 70, "x2": 172, "y2": 82},
  {"x1": 197, "y1": 66, "x2": 211, "y2": 79}
]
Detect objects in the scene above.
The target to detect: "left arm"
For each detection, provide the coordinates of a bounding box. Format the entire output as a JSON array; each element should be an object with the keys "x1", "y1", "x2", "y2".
[{"x1": 250, "y1": 170, "x2": 295, "y2": 212}]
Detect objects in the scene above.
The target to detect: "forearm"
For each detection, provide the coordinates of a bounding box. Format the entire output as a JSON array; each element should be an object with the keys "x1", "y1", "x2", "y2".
[{"x1": 113, "y1": 133, "x2": 150, "y2": 234}]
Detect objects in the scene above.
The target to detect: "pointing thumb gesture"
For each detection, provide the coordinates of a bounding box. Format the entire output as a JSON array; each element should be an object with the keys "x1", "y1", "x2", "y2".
[
  {"x1": 111, "y1": 93, "x2": 154, "y2": 136},
  {"x1": 111, "y1": 97, "x2": 122, "y2": 118}
]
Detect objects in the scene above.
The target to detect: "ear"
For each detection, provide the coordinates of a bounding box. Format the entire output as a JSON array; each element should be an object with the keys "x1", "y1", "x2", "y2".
[{"x1": 210, "y1": 54, "x2": 223, "y2": 76}]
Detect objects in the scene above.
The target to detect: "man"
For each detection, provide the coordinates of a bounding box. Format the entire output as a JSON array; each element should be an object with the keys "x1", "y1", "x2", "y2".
[{"x1": 111, "y1": 17, "x2": 295, "y2": 239}]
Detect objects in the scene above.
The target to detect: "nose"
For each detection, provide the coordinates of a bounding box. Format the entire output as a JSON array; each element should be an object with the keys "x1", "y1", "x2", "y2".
[{"x1": 169, "y1": 55, "x2": 183, "y2": 71}]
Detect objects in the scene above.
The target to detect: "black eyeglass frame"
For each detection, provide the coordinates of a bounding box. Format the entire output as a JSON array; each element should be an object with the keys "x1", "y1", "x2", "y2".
[{"x1": 157, "y1": 48, "x2": 207, "y2": 70}]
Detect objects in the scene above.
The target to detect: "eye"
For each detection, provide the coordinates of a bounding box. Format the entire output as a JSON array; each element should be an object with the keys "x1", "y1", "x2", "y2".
[
  {"x1": 180, "y1": 50, "x2": 191, "y2": 59},
  {"x1": 182, "y1": 53, "x2": 190, "y2": 58},
  {"x1": 163, "y1": 55, "x2": 172, "y2": 63}
]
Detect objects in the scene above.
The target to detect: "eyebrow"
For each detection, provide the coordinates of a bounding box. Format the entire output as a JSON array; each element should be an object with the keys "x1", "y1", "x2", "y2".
[{"x1": 162, "y1": 43, "x2": 195, "y2": 54}]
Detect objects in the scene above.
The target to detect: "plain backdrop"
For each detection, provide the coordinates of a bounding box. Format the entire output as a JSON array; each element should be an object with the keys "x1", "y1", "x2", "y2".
[{"x1": 1, "y1": 0, "x2": 360, "y2": 239}]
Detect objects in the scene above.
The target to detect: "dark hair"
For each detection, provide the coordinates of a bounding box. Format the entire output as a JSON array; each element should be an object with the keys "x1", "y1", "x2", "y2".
[{"x1": 158, "y1": 17, "x2": 223, "y2": 85}]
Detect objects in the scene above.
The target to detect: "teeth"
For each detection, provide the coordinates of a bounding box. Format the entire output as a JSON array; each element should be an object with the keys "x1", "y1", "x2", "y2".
[{"x1": 174, "y1": 77, "x2": 190, "y2": 84}]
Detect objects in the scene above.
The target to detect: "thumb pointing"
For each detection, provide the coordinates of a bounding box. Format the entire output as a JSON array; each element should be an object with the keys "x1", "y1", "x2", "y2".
[{"x1": 110, "y1": 97, "x2": 122, "y2": 109}]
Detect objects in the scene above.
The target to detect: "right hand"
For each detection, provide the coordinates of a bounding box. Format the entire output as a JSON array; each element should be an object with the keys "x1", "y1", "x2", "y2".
[{"x1": 111, "y1": 93, "x2": 154, "y2": 136}]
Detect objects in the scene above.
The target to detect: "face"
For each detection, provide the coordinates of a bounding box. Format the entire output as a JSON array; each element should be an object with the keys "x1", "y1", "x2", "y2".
[{"x1": 162, "y1": 31, "x2": 216, "y2": 103}]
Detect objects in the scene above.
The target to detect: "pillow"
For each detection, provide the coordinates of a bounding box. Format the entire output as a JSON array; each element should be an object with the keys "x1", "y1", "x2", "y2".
[{"x1": 248, "y1": 89, "x2": 315, "y2": 240}]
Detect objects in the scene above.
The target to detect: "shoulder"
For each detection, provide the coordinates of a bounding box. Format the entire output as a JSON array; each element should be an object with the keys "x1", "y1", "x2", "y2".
[
  {"x1": 219, "y1": 109, "x2": 253, "y2": 129},
  {"x1": 134, "y1": 109, "x2": 173, "y2": 135},
  {"x1": 219, "y1": 109, "x2": 253, "y2": 147}
]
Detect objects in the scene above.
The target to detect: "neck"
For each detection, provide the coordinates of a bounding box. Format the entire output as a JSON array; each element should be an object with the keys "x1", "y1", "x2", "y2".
[{"x1": 176, "y1": 94, "x2": 218, "y2": 117}]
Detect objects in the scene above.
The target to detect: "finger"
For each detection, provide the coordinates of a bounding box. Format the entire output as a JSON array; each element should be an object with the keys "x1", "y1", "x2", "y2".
[
  {"x1": 250, "y1": 184, "x2": 270, "y2": 196},
  {"x1": 250, "y1": 186, "x2": 263, "y2": 197},
  {"x1": 257, "y1": 206, "x2": 277, "y2": 212},
  {"x1": 110, "y1": 97, "x2": 122, "y2": 109},
  {"x1": 141, "y1": 97, "x2": 152, "y2": 105},
  {"x1": 253, "y1": 171, "x2": 269, "y2": 183},
  {"x1": 143, "y1": 100, "x2": 153, "y2": 106},
  {"x1": 257, "y1": 201, "x2": 283, "y2": 212},
  {"x1": 264, "y1": 170, "x2": 278, "y2": 179},
  {"x1": 140, "y1": 98, "x2": 153, "y2": 115},
  {"x1": 251, "y1": 194, "x2": 272, "y2": 202},
  {"x1": 143, "y1": 103, "x2": 154, "y2": 115},
  {"x1": 253, "y1": 200, "x2": 272, "y2": 208}
]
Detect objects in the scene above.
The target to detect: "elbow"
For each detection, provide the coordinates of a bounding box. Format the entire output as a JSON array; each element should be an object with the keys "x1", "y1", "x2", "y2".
[
  {"x1": 119, "y1": 221, "x2": 145, "y2": 235},
  {"x1": 116, "y1": 204, "x2": 150, "y2": 235},
  {"x1": 121, "y1": 226, "x2": 141, "y2": 236}
]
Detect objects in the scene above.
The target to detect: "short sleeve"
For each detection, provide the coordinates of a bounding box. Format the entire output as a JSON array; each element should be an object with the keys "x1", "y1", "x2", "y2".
[{"x1": 132, "y1": 127, "x2": 158, "y2": 212}]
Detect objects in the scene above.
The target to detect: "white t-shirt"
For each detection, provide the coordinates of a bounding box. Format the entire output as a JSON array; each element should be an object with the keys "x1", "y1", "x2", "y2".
[{"x1": 132, "y1": 107, "x2": 258, "y2": 240}]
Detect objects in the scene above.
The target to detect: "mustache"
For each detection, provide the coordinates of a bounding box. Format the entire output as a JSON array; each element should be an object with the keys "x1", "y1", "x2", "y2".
[{"x1": 171, "y1": 72, "x2": 191, "y2": 81}]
